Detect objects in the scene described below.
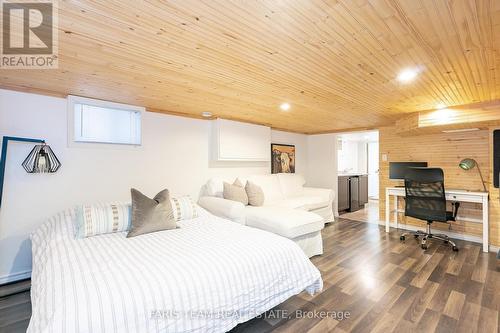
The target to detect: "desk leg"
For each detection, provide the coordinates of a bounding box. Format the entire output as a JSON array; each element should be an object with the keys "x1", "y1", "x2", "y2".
[
  {"x1": 394, "y1": 195, "x2": 398, "y2": 230},
  {"x1": 385, "y1": 192, "x2": 390, "y2": 233},
  {"x1": 482, "y1": 196, "x2": 489, "y2": 253}
]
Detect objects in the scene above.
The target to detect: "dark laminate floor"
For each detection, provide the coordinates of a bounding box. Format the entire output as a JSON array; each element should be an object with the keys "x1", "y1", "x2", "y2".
[
  {"x1": 0, "y1": 280, "x2": 31, "y2": 333},
  {"x1": 1, "y1": 219, "x2": 498, "y2": 333},
  {"x1": 231, "y1": 219, "x2": 499, "y2": 333}
]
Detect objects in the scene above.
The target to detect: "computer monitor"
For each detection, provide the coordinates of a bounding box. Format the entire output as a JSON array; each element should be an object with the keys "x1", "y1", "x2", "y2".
[{"x1": 389, "y1": 162, "x2": 428, "y2": 180}]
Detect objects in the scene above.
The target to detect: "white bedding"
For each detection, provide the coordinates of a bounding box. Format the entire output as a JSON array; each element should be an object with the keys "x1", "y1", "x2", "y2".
[{"x1": 28, "y1": 207, "x2": 322, "y2": 333}]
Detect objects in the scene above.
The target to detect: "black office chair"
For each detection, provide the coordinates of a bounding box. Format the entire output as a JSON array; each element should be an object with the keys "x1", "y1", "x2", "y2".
[{"x1": 399, "y1": 168, "x2": 459, "y2": 251}]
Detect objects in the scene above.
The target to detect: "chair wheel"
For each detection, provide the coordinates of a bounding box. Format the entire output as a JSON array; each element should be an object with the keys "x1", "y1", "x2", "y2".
[
  {"x1": 400, "y1": 235, "x2": 405, "y2": 241},
  {"x1": 452, "y1": 246, "x2": 459, "y2": 252},
  {"x1": 421, "y1": 244, "x2": 428, "y2": 250},
  {"x1": 414, "y1": 234, "x2": 419, "y2": 238}
]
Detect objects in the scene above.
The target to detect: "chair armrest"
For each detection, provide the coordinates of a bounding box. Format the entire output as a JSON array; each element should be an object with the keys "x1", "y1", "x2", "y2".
[
  {"x1": 303, "y1": 187, "x2": 335, "y2": 202},
  {"x1": 197, "y1": 196, "x2": 246, "y2": 224}
]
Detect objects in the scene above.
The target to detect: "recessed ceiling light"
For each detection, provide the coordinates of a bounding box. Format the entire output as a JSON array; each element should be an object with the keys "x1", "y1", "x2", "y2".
[
  {"x1": 280, "y1": 103, "x2": 291, "y2": 111},
  {"x1": 201, "y1": 111, "x2": 212, "y2": 118},
  {"x1": 397, "y1": 68, "x2": 419, "y2": 83}
]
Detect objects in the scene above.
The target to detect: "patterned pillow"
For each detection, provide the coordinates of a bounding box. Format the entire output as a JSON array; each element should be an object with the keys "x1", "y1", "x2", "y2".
[
  {"x1": 75, "y1": 203, "x2": 131, "y2": 238},
  {"x1": 170, "y1": 196, "x2": 198, "y2": 221}
]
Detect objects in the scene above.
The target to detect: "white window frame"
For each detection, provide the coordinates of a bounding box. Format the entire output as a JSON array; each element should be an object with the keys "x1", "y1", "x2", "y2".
[{"x1": 67, "y1": 95, "x2": 144, "y2": 149}]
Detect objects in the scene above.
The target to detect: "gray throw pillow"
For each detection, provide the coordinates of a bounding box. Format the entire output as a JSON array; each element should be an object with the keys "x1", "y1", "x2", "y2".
[
  {"x1": 223, "y1": 179, "x2": 249, "y2": 205},
  {"x1": 127, "y1": 188, "x2": 177, "y2": 238},
  {"x1": 246, "y1": 181, "x2": 265, "y2": 206}
]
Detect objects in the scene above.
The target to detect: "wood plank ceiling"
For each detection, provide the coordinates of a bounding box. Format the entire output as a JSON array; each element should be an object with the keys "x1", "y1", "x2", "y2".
[{"x1": 1, "y1": 0, "x2": 500, "y2": 133}]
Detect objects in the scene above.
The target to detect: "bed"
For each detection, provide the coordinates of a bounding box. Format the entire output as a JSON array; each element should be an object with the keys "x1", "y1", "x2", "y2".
[{"x1": 28, "y1": 207, "x2": 322, "y2": 333}]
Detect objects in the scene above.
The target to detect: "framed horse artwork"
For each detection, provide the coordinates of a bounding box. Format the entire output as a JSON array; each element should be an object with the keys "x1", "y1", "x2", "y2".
[{"x1": 271, "y1": 143, "x2": 295, "y2": 174}]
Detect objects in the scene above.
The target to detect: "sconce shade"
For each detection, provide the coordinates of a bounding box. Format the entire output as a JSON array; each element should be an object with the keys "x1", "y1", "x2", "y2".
[
  {"x1": 459, "y1": 158, "x2": 476, "y2": 171},
  {"x1": 22, "y1": 144, "x2": 61, "y2": 173},
  {"x1": 458, "y1": 158, "x2": 487, "y2": 192}
]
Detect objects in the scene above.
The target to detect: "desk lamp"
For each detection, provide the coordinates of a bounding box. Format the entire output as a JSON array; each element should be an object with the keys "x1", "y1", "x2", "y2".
[{"x1": 458, "y1": 158, "x2": 486, "y2": 192}]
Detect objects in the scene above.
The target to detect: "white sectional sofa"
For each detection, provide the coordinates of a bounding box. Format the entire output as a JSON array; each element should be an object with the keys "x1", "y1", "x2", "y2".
[{"x1": 198, "y1": 173, "x2": 335, "y2": 257}]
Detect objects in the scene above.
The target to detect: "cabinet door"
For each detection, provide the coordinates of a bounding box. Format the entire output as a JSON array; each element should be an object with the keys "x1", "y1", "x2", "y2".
[
  {"x1": 358, "y1": 175, "x2": 369, "y2": 205},
  {"x1": 214, "y1": 119, "x2": 271, "y2": 161},
  {"x1": 338, "y1": 176, "x2": 350, "y2": 211},
  {"x1": 349, "y1": 176, "x2": 359, "y2": 211}
]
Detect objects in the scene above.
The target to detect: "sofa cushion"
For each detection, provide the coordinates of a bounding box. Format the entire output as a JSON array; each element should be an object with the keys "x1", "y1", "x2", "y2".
[
  {"x1": 223, "y1": 179, "x2": 248, "y2": 205},
  {"x1": 271, "y1": 196, "x2": 330, "y2": 211},
  {"x1": 277, "y1": 173, "x2": 306, "y2": 197},
  {"x1": 206, "y1": 176, "x2": 246, "y2": 197},
  {"x1": 302, "y1": 187, "x2": 334, "y2": 203},
  {"x1": 304, "y1": 199, "x2": 331, "y2": 211},
  {"x1": 244, "y1": 206, "x2": 324, "y2": 239},
  {"x1": 246, "y1": 175, "x2": 284, "y2": 204},
  {"x1": 245, "y1": 181, "x2": 264, "y2": 206},
  {"x1": 198, "y1": 196, "x2": 246, "y2": 224},
  {"x1": 205, "y1": 177, "x2": 228, "y2": 198}
]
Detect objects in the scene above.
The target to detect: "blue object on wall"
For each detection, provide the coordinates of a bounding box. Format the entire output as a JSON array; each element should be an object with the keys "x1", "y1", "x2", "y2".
[{"x1": 0, "y1": 136, "x2": 47, "y2": 207}]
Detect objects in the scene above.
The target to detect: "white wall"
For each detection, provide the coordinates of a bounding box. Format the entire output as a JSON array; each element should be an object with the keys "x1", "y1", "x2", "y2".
[
  {"x1": 0, "y1": 89, "x2": 310, "y2": 283},
  {"x1": 306, "y1": 134, "x2": 338, "y2": 217},
  {"x1": 357, "y1": 142, "x2": 368, "y2": 174},
  {"x1": 338, "y1": 140, "x2": 359, "y2": 173},
  {"x1": 338, "y1": 139, "x2": 368, "y2": 174}
]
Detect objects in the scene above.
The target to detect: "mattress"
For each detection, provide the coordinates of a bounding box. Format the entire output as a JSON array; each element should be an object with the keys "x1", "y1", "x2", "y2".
[{"x1": 28, "y1": 207, "x2": 322, "y2": 332}]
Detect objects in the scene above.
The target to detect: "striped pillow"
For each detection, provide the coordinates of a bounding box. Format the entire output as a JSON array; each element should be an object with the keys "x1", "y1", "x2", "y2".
[
  {"x1": 170, "y1": 196, "x2": 198, "y2": 221},
  {"x1": 75, "y1": 203, "x2": 131, "y2": 238}
]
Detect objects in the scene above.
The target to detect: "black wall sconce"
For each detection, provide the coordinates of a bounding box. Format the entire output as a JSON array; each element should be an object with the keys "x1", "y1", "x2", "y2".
[{"x1": 0, "y1": 136, "x2": 61, "y2": 207}]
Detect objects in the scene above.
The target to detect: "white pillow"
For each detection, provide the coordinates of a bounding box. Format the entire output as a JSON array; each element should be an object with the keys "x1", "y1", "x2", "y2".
[
  {"x1": 206, "y1": 178, "x2": 227, "y2": 197},
  {"x1": 277, "y1": 173, "x2": 306, "y2": 197},
  {"x1": 246, "y1": 175, "x2": 284, "y2": 204}
]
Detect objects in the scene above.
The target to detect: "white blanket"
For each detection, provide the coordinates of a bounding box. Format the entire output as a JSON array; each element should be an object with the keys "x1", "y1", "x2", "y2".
[{"x1": 28, "y1": 207, "x2": 322, "y2": 333}]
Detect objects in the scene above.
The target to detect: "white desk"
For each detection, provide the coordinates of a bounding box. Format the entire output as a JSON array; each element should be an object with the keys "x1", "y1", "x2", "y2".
[{"x1": 385, "y1": 187, "x2": 489, "y2": 252}]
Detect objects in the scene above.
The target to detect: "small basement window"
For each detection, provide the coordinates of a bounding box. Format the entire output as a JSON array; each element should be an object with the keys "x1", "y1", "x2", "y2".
[{"x1": 68, "y1": 96, "x2": 143, "y2": 146}]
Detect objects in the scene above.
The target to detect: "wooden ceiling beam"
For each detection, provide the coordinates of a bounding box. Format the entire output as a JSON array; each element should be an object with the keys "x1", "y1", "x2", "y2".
[{"x1": 395, "y1": 100, "x2": 500, "y2": 135}]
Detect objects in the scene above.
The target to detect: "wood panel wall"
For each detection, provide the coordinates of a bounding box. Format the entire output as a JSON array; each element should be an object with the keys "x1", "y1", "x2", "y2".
[{"x1": 379, "y1": 126, "x2": 499, "y2": 247}]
